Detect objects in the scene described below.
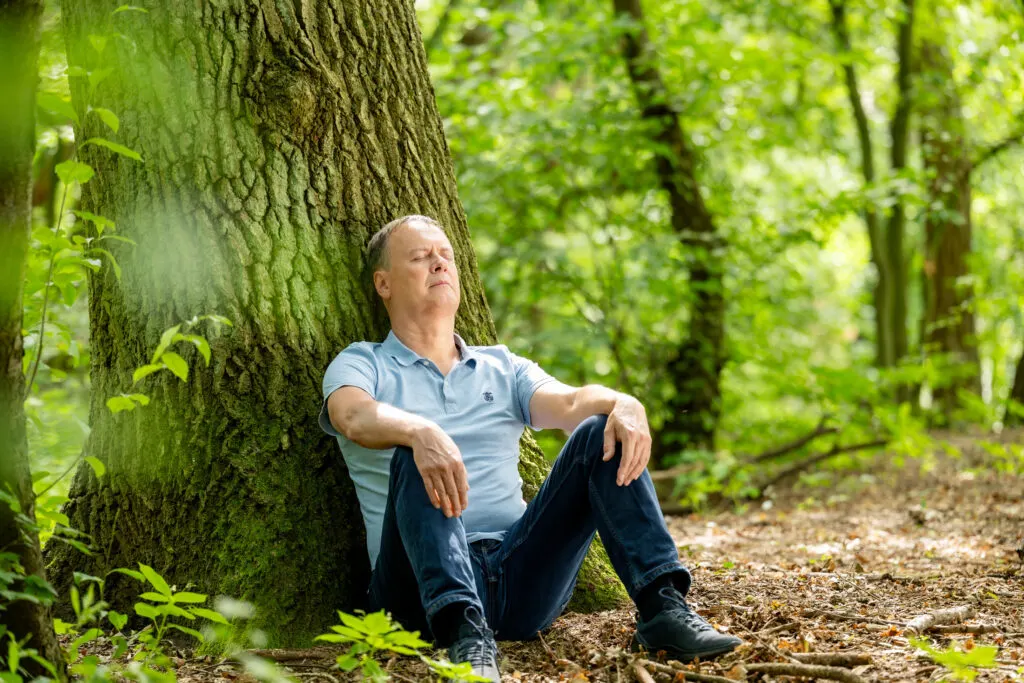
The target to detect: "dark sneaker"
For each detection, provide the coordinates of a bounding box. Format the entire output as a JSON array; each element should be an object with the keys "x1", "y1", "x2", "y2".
[
  {"x1": 447, "y1": 608, "x2": 500, "y2": 683},
  {"x1": 633, "y1": 587, "x2": 741, "y2": 662}
]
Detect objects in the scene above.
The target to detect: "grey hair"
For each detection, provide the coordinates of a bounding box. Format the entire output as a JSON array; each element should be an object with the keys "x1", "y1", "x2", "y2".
[{"x1": 366, "y1": 214, "x2": 444, "y2": 276}]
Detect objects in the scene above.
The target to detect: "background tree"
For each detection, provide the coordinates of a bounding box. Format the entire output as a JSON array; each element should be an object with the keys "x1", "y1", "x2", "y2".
[
  {"x1": 0, "y1": 0, "x2": 65, "y2": 675},
  {"x1": 47, "y1": 0, "x2": 620, "y2": 646}
]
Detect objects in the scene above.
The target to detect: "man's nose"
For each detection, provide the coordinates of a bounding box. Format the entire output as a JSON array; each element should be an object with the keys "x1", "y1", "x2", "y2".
[{"x1": 430, "y1": 256, "x2": 447, "y2": 272}]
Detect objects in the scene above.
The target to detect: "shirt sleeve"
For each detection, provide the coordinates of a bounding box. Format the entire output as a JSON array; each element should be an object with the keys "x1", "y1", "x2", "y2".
[
  {"x1": 318, "y1": 343, "x2": 378, "y2": 437},
  {"x1": 508, "y1": 348, "x2": 556, "y2": 429}
]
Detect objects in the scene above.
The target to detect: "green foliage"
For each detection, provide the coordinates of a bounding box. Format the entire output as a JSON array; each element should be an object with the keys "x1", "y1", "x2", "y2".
[
  {"x1": 910, "y1": 637, "x2": 999, "y2": 682},
  {"x1": 315, "y1": 610, "x2": 488, "y2": 682}
]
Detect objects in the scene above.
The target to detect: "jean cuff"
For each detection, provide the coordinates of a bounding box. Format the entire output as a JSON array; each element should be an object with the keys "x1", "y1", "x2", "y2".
[
  {"x1": 631, "y1": 562, "x2": 692, "y2": 600},
  {"x1": 423, "y1": 590, "x2": 485, "y2": 627}
]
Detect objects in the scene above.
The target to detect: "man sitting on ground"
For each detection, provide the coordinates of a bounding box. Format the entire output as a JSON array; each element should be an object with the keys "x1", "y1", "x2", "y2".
[{"x1": 319, "y1": 215, "x2": 741, "y2": 682}]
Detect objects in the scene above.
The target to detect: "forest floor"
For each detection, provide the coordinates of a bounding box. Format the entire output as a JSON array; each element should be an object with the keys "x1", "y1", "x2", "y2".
[{"x1": 178, "y1": 431, "x2": 1023, "y2": 682}]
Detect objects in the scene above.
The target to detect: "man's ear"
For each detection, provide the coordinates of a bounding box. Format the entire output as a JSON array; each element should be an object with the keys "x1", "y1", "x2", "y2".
[{"x1": 373, "y1": 270, "x2": 390, "y2": 301}]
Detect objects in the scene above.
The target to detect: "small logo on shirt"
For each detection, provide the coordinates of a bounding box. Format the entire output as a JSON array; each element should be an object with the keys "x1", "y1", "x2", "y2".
[{"x1": 483, "y1": 391, "x2": 494, "y2": 403}]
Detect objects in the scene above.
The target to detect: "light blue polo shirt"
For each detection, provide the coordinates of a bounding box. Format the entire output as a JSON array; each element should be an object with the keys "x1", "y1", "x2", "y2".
[{"x1": 319, "y1": 331, "x2": 556, "y2": 567}]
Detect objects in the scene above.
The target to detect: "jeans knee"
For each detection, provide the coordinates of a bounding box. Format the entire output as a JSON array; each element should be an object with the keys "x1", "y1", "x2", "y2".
[
  {"x1": 389, "y1": 446, "x2": 416, "y2": 479},
  {"x1": 571, "y1": 414, "x2": 612, "y2": 465}
]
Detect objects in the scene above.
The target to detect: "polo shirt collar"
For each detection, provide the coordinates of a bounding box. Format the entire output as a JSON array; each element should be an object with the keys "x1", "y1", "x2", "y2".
[{"x1": 383, "y1": 330, "x2": 478, "y2": 367}]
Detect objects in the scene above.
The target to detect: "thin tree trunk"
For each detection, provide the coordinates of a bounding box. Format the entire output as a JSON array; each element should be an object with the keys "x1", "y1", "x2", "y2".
[
  {"x1": 0, "y1": 0, "x2": 65, "y2": 676},
  {"x1": 611, "y1": 0, "x2": 726, "y2": 465},
  {"x1": 48, "y1": 0, "x2": 621, "y2": 645},
  {"x1": 1007, "y1": 346, "x2": 1024, "y2": 427},
  {"x1": 919, "y1": 41, "x2": 978, "y2": 419},
  {"x1": 829, "y1": 0, "x2": 915, "y2": 373}
]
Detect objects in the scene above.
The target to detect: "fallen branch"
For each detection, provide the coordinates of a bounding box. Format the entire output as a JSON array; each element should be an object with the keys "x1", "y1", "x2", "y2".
[
  {"x1": 791, "y1": 653, "x2": 872, "y2": 667},
  {"x1": 748, "y1": 416, "x2": 839, "y2": 464},
  {"x1": 802, "y1": 608, "x2": 901, "y2": 626},
  {"x1": 247, "y1": 648, "x2": 336, "y2": 663},
  {"x1": 906, "y1": 605, "x2": 976, "y2": 635},
  {"x1": 759, "y1": 439, "x2": 889, "y2": 490},
  {"x1": 745, "y1": 662, "x2": 867, "y2": 683}
]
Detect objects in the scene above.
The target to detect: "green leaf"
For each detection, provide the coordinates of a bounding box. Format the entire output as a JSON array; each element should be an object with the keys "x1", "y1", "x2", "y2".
[
  {"x1": 84, "y1": 456, "x2": 106, "y2": 478},
  {"x1": 138, "y1": 591, "x2": 170, "y2": 603},
  {"x1": 70, "y1": 627, "x2": 103, "y2": 652},
  {"x1": 132, "y1": 363, "x2": 164, "y2": 384},
  {"x1": 72, "y1": 210, "x2": 116, "y2": 234},
  {"x1": 106, "y1": 395, "x2": 136, "y2": 414},
  {"x1": 336, "y1": 654, "x2": 359, "y2": 671},
  {"x1": 82, "y1": 137, "x2": 142, "y2": 162},
  {"x1": 134, "y1": 602, "x2": 159, "y2": 620},
  {"x1": 151, "y1": 324, "x2": 181, "y2": 363},
  {"x1": 166, "y1": 623, "x2": 205, "y2": 641},
  {"x1": 171, "y1": 591, "x2": 207, "y2": 604},
  {"x1": 88, "y1": 34, "x2": 108, "y2": 56},
  {"x1": 113, "y1": 4, "x2": 149, "y2": 12},
  {"x1": 87, "y1": 68, "x2": 113, "y2": 93},
  {"x1": 329, "y1": 625, "x2": 365, "y2": 639},
  {"x1": 180, "y1": 334, "x2": 211, "y2": 366},
  {"x1": 90, "y1": 107, "x2": 120, "y2": 133},
  {"x1": 189, "y1": 607, "x2": 228, "y2": 624},
  {"x1": 362, "y1": 611, "x2": 392, "y2": 635},
  {"x1": 338, "y1": 611, "x2": 371, "y2": 634},
  {"x1": 313, "y1": 633, "x2": 352, "y2": 644},
  {"x1": 108, "y1": 610, "x2": 128, "y2": 631},
  {"x1": 37, "y1": 91, "x2": 79, "y2": 124},
  {"x1": 55, "y1": 160, "x2": 95, "y2": 185},
  {"x1": 156, "y1": 603, "x2": 194, "y2": 619},
  {"x1": 108, "y1": 567, "x2": 144, "y2": 582},
  {"x1": 161, "y1": 352, "x2": 188, "y2": 381},
  {"x1": 138, "y1": 563, "x2": 171, "y2": 596}
]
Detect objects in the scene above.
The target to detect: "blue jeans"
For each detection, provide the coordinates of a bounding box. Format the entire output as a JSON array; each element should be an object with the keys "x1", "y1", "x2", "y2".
[{"x1": 367, "y1": 414, "x2": 691, "y2": 641}]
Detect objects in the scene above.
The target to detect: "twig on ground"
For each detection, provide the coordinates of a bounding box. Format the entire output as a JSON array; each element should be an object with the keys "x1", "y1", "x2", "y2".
[
  {"x1": 802, "y1": 608, "x2": 901, "y2": 626},
  {"x1": 637, "y1": 659, "x2": 737, "y2": 683},
  {"x1": 927, "y1": 623, "x2": 1000, "y2": 635},
  {"x1": 537, "y1": 629, "x2": 559, "y2": 664},
  {"x1": 906, "y1": 605, "x2": 976, "y2": 635},
  {"x1": 790, "y1": 652, "x2": 872, "y2": 667},
  {"x1": 745, "y1": 662, "x2": 868, "y2": 683},
  {"x1": 630, "y1": 660, "x2": 657, "y2": 683},
  {"x1": 247, "y1": 648, "x2": 336, "y2": 662},
  {"x1": 759, "y1": 622, "x2": 799, "y2": 636}
]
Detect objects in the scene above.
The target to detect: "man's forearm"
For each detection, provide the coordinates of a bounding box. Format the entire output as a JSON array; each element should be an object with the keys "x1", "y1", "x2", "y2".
[
  {"x1": 564, "y1": 384, "x2": 624, "y2": 430},
  {"x1": 335, "y1": 394, "x2": 435, "y2": 450}
]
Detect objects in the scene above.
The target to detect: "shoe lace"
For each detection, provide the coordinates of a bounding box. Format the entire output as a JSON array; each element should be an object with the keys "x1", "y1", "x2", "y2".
[
  {"x1": 658, "y1": 587, "x2": 715, "y2": 632},
  {"x1": 451, "y1": 616, "x2": 498, "y2": 667}
]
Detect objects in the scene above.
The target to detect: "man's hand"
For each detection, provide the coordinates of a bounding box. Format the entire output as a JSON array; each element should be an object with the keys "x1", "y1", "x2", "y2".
[
  {"x1": 602, "y1": 395, "x2": 652, "y2": 486},
  {"x1": 411, "y1": 422, "x2": 469, "y2": 518}
]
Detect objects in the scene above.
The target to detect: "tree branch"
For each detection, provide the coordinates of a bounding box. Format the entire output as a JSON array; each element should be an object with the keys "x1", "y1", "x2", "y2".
[
  {"x1": 971, "y1": 115, "x2": 1024, "y2": 173},
  {"x1": 748, "y1": 415, "x2": 838, "y2": 464},
  {"x1": 424, "y1": 0, "x2": 460, "y2": 58},
  {"x1": 758, "y1": 438, "x2": 889, "y2": 490}
]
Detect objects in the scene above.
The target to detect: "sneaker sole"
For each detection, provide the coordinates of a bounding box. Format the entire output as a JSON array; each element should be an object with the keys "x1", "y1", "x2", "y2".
[{"x1": 630, "y1": 632, "x2": 738, "y2": 662}]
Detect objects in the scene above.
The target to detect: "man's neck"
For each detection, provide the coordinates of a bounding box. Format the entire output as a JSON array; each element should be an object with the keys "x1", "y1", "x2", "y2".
[{"x1": 390, "y1": 319, "x2": 460, "y2": 374}]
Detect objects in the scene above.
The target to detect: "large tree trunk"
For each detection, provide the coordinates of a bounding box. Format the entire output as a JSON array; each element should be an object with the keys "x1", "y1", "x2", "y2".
[
  {"x1": 919, "y1": 41, "x2": 978, "y2": 419},
  {"x1": 48, "y1": 0, "x2": 621, "y2": 646},
  {"x1": 0, "y1": 0, "x2": 65, "y2": 676},
  {"x1": 612, "y1": 0, "x2": 726, "y2": 466}
]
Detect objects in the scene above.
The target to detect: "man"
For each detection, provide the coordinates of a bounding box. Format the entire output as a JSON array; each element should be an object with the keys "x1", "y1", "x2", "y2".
[{"x1": 319, "y1": 215, "x2": 740, "y2": 681}]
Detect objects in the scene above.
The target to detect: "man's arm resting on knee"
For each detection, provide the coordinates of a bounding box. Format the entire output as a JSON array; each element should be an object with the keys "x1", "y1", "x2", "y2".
[
  {"x1": 530, "y1": 381, "x2": 652, "y2": 486},
  {"x1": 327, "y1": 387, "x2": 470, "y2": 517}
]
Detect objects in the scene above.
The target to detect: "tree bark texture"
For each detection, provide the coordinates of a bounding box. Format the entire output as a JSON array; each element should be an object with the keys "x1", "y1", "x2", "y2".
[
  {"x1": 611, "y1": 0, "x2": 726, "y2": 465},
  {"x1": 0, "y1": 0, "x2": 65, "y2": 675},
  {"x1": 919, "y1": 41, "x2": 978, "y2": 418},
  {"x1": 49, "y1": 0, "x2": 621, "y2": 646}
]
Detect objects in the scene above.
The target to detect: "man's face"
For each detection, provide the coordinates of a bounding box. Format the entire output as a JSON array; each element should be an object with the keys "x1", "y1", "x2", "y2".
[{"x1": 375, "y1": 220, "x2": 461, "y2": 319}]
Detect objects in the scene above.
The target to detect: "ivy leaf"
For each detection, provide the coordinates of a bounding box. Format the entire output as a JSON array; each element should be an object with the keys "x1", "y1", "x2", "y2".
[
  {"x1": 37, "y1": 91, "x2": 79, "y2": 124},
  {"x1": 82, "y1": 137, "x2": 143, "y2": 162},
  {"x1": 90, "y1": 107, "x2": 120, "y2": 133},
  {"x1": 84, "y1": 456, "x2": 106, "y2": 478},
  {"x1": 161, "y1": 352, "x2": 188, "y2": 382},
  {"x1": 55, "y1": 160, "x2": 95, "y2": 185}
]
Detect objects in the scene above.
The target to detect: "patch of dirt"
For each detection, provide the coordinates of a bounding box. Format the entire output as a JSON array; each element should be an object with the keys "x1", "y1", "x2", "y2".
[{"x1": 176, "y1": 434, "x2": 1023, "y2": 681}]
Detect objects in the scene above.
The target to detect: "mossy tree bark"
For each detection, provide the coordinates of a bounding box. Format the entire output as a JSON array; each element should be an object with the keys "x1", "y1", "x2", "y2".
[
  {"x1": 0, "y1": 0, "x2": 65, "y2": 676},
  {"x1": 1008, "y1": 347, "x2": 1024, "y2": 427},
  {"x1": 48, "y1": 0, "x2": 621, "y2": 645}
]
